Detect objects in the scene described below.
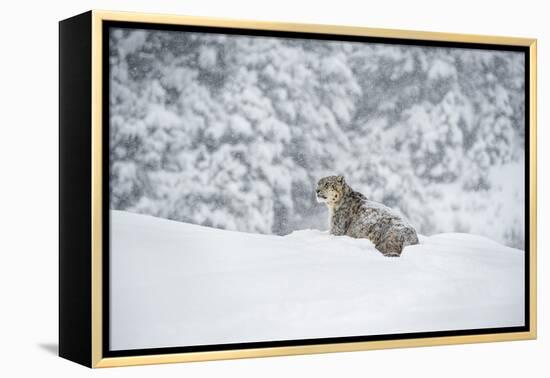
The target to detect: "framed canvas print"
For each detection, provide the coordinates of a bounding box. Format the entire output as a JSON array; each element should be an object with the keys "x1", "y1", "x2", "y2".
[{"x1": 59, "y1": 10, "x2": 537, "y2": 368}]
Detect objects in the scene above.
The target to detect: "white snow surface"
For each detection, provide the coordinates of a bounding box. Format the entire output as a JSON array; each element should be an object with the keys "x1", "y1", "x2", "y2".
[{"x1": 110, "y1": 210, "x2": 525, "y2": 351}]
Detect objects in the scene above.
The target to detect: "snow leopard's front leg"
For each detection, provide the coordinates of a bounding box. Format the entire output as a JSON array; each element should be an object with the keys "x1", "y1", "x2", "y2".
[{"x1": 330, "y1": 210, "x2": 350, "y2": 236}]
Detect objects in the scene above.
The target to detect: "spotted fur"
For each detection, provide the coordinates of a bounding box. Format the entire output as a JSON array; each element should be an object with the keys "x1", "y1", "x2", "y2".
[{"x1": 316, "y1": 175, "x2": 419, "y2": 257}]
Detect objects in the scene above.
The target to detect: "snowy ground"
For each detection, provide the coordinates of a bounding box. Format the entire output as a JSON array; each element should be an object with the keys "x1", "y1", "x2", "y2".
[{"x1": 110, "y1": 210, "x2": 525, "y2": 351}]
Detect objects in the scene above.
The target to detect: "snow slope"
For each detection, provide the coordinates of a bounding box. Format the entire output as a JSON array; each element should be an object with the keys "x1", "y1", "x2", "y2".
[{"x1": 110, "y1": 210, "x2": 525, "y2": 351}]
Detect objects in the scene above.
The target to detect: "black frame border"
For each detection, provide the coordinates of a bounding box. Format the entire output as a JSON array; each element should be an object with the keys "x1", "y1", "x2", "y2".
[{"x1": 101, "y1": 20, "x2": 531, "y2": 359}]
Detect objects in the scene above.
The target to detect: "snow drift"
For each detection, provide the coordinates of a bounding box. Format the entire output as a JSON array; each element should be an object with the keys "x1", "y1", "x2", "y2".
[{"x1": 110, "y1": 210, "x2": 525, "y2": 351}]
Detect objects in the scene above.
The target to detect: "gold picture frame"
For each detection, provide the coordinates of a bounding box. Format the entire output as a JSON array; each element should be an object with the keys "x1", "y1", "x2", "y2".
[{"x1": 59, "y1": 9, "x2": 537, "y2": 368}]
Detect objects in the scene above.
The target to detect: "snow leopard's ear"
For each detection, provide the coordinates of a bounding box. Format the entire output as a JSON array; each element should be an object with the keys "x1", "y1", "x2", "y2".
[{"x1": 336, "y1": 175, "x2": 345, "y2": 184}]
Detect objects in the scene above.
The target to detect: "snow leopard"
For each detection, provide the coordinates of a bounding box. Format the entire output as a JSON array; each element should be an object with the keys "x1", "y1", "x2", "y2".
[{"x1": 316, "y1": 175, "x2": 419, "y2": 257}]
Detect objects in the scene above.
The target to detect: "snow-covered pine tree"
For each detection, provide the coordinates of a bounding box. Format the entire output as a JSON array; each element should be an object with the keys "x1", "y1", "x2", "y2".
[{"x1": 109, "y1": 28, "x2": 525, "y2": 247}]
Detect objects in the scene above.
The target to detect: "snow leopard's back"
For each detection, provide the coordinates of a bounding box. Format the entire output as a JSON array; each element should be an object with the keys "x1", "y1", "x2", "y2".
[{"x1": 344, "y1": 194, "x2": 419, "y2": 256}]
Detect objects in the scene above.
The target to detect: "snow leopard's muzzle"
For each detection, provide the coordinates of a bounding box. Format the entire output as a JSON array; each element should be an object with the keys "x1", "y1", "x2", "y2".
[{"x1": 316, "y1": 189, "x2": 327, "y2": 203}]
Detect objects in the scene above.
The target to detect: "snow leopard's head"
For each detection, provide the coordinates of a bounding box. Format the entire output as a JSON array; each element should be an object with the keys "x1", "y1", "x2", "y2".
[{"x1": 316, "y1": 175, "x2": 347, "y2": 206}]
